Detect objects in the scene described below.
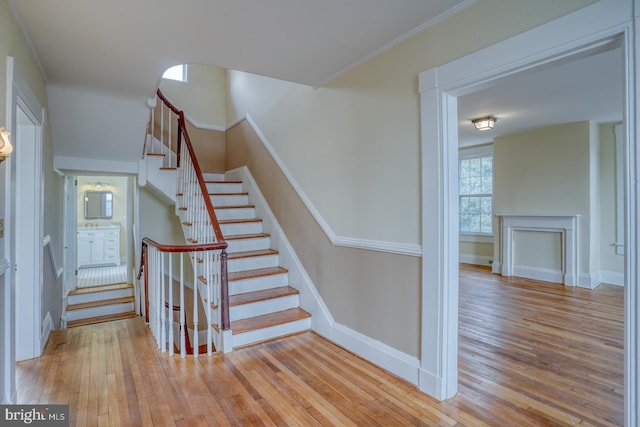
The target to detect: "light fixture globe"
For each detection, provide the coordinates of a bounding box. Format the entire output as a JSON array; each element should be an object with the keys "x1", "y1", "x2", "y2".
[{"x1": 471, "y1": 116, "x2": 497, "y2": 131}]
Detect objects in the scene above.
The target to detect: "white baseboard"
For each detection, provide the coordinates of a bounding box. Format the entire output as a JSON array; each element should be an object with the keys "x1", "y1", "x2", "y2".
[
  {"x1": 583, "y1": 270, "x2": 624, "y2": 288},
  {"x1": 459, "y1": 254, "x2": 492, "y2": 266},
  {"x1": 327, "y1": 323, "x2": 420, "y2": 386},
  {"x1": 41, "y1": 311, "x2": 53, "y2": 353}
]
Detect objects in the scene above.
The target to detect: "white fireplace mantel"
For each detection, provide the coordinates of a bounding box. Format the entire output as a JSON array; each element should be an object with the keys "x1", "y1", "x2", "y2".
[{"x1": 496, "y1": 214, "x2": 579, "y2": 286}]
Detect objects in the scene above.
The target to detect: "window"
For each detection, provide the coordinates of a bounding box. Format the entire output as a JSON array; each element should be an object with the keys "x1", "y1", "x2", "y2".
[
  {"x1": 459, "y1": 154, "x2": 493, "y2": 234},
  {"x1": 162, "y1": 64, "x2": 187, "y2": 82}
]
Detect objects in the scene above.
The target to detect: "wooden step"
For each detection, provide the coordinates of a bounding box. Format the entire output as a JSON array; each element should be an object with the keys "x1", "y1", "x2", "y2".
[
  {"x1": 67, "y1": 311, "x2": 137, "y2": 328},
  {"x1": 231, "y1": 308, "x2": 311, "y2": 335},
  {"x1": 67, "y1": 296, "x2": 135, "y2": 311},
  {"x1": 227, "y1": 249, "x2": 278, "y2": 260},
  {"x1": 229, "y1": 286, "x2": 299, "y2": 307},
  {"x1": 209, "y1": 192, "x2": 248, "y2": 197},
  {"x1": 68, "y1": 282, "x2": 132, "y2": 296},
  {"x1": 214, "y1": 204, "x2": 255, "y2": 209},
  {"x1": 225, "y1": 233, "x2": 271, "y2": 241},
  {"x1": 219, "y1": 218, "x2": 261, "y2": 225},
  {"x1": 228, "y1": 266, "x2": 288, "y2": 282},
  {"x1": 205, "y1": 180, "x2": 242, "y2": 184}
]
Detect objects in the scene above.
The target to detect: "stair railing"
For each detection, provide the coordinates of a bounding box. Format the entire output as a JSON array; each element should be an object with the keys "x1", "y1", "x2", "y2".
[
  {"x1": 139, "y1": 238, "x2": 227, "y2": 356},
  {"x1": 139, "y1": 89, "x2": 229, "y2": 355}
]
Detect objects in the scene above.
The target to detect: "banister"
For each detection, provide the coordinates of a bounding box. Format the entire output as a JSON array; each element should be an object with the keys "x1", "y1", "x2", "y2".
[
  {"x1": 155, "y1": 89, "x2": 227, "y2": 245},
  {"x1": 140, "y1": 89, "x2": 230, "y2": 344}
]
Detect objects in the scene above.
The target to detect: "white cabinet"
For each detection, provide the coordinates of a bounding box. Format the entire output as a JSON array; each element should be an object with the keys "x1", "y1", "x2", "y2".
[{"x1": 77, "y1": 226, "x2": 120, "y2": 268}]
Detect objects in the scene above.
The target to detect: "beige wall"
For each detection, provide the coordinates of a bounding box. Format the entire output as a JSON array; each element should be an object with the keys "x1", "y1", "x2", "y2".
[
  {"x1": 159, "y1": 64, "x2": 226, "y2": 129},
  {"x1": 226, "y1": 0, "x2": 596, "y2": 246},
  {"x1": 0, "y1": 0, "x2": 63, "y2": 328},
  {"x1": 494, "y1": 122, "x2": 591, "y2": 272},
  {"x1": 185, "y1": 121, "x2": 225, "y2": 174},
  {"x1": 224, "y1": 0, "x2": 596, "y2": 357},
  {"x1": 226, "y1": 120, "x2": 421, "y2": 356}
]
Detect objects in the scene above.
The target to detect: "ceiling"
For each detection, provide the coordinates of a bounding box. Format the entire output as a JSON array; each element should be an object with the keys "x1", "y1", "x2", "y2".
[
  {"x1": 9, "y1": 0, "x2": 471, "y2": 97},
  {"x1": 458, "y1": 46, "x2": 623, "y2": 147}
]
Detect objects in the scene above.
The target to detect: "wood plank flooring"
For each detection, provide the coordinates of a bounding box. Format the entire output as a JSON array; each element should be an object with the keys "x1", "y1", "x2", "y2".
[{"x1": 16, "y1": 265, "x2": 623, "y2": 426}]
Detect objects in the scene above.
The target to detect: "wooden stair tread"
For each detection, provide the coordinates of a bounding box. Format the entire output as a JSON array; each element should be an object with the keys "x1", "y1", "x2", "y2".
[
  {"x1": 227, "y1": 249, "x2": 278, "y2": 259},
  {"x1": 214, "y1": 205, "x2": 255, "y2": 210},
  {"x1": 225, "y1": 233, "x2": 270, "y2": 241},
  {"x1": 146, "y1": 153, "x2": 166, "y2": 157},
  {"x1": 68, "y1": 282, "x2": 132, "y2": 296},
  {"x1": 231, "y1": 308, "x2": 310, "y2": 335},
  {"x1": 67, "y1": 311, "x2": 137, "y2": 328},
  {"x1": 160, "y1": 167, "x2": 176, "y2": 170},
  {"x1": 229, "y1": 266, "x2": 288, "y2": 282},
  {"x1": 67, "y1": 296, "x2": 135, "y2": 311},
  {"x1": 219, "y1": 218, "x2": 261, "y2": 224},
  {"x1": 230, "y1": 286, "x2": 298, "y2": 307}
]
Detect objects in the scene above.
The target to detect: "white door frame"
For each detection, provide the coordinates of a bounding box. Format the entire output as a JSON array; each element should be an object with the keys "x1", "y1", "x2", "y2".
[
  {"x1": 61, "y1": 175, "x2": 78, "y2": 327},
  {"x1": 7, "y1": 57, "x2": 45, "y2": 363},
  {"x1": 418, "y1": 0, "x2": 638, "y2": 424}
]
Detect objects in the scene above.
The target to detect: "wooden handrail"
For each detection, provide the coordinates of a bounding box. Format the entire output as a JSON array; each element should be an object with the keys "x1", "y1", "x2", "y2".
[
  {"x1": 155, "y1": 89, "x2": 227, "y2": 244},
  {"x1": 139, "y1": 90, "x2": 230, "y2": 335}
]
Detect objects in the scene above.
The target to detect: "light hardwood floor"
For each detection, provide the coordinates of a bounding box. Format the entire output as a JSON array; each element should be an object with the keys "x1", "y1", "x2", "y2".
[{"x1": 16, "y1": 265, "x2": 623, "y2": 426}]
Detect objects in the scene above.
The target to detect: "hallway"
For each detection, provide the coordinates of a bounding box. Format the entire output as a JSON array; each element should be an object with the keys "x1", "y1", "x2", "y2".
[{"x1": 16, "y1": 265, "x2": 623, "y2": 425}]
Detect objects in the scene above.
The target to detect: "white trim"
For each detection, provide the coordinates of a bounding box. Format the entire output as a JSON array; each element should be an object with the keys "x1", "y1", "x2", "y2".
[
  {"x1": 498, "y1": 215, "x2": 579, "y2": 286},
  {"x1": 615, "y1": 123, "x2": 625, "y2": 255},
  {"x1": 183, "y1": 113, "x2": 225, "y2": 132},
  {"x1": 54, "y1": 155, "x2": 138, "y2": 175},
  {"x1": 418, "y1": 1, "x2": 636, "y2": 418},
  {"x1": 0, "y1": 259, "x2": 9, "y2": 276},
  {"x1": 459, "y1": 254, "x2": 492, "y2": 267},
  {"x1": 40, "y1": 311, "x2": 52, "y2": 353},
  {"x1": 597, "y1": 270, "x2": 625, "y2": 287},
  {"x1": 459, "y1": 233, "x2": 493, "y2": 243},
  {"x1": 43, "y1": 235, "x2": 63, "y2": 279},
  {"x1": 234, "y1": 115, "x2": 422, "y2": 257},
  {"x1": 328, "y1": 323, "x2": 420, "y2": 385}
]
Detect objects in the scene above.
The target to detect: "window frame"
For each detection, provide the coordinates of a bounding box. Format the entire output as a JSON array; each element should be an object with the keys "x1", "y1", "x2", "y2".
[
  {"x1": 162, "y1": 64, "x2": 188, "y2": 83},
  {"x1": 458, "y1": 144, "x2": 494, "y2": 241}
]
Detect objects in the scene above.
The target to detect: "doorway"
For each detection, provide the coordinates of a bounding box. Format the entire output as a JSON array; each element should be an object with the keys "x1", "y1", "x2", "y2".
[{"x1": 418, "y1": 1, "x2": 637, "y2": 424}]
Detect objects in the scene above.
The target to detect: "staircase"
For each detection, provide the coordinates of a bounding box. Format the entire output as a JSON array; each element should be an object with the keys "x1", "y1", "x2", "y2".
[
  {"x1": 66, "y1": 283, "x2": 136, "y2": 328},
  {"x1": 196, "y1": 174, "x2": 311, "y2": 348}
]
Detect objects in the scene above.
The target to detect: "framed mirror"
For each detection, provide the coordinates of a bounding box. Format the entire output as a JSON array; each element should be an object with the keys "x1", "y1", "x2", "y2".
[{"x1": 84, "y1": 190, "x2": 113, "y2": 219}]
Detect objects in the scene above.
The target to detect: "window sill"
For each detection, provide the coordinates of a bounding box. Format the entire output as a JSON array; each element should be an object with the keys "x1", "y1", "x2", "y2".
[{"x1": 460, "y1": 233, "x2": 494, "y2": 244}]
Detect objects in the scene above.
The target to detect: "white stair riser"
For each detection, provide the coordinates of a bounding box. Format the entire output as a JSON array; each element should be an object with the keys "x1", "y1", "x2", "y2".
[
  {"x1": 68, "y1": 288, "x2": 134, "y2": 305},
  {"x1": 228, "y1": 254, "x2": 279, "y2": 273},
  {"x1": 230, "y1": 274, "x2": 288, "y2": 295},
  {"x1": 67, "y1": 302, "x2": 135, "y2": 321},
  {"x1": 232, "y1": 318, "x2": 311, "y2": 348},
  {"x1": 210, "y1": 194, "x2": 249, "y2": 207},
  {"x1": 206, "y1": 182, "x2": 243, "y2": 193},
  {"x1": 214, "y1": 207, "x2": 255, "y2": 220},
  {"x1": 220, "y1": 221, "x2": 262, "y2": 235},
  {"x1": 230, "y1": 295, "x2": 299, "y2": 321},
  {"x1": 226, "y1": 237, "x2": 271, "y2": 253}
]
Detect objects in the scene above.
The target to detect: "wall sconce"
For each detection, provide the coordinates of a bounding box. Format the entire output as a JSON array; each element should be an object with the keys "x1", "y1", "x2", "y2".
[
  {"x1": 0, "y1": 127, "x2": 13, "y2": 163},
  {"x1": 471, "y1": 116, "x2": 497, "y2": 131}
]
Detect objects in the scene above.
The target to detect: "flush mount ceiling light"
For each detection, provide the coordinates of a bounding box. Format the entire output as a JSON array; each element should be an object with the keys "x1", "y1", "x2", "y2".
[{"x1": 471, "y1": 116, "x2": 497, "y2": 131}]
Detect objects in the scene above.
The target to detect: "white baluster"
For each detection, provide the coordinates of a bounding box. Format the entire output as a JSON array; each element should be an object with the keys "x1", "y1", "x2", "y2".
[{"x1": 180, "y1": 253, "x2": 186, "y2": 358}]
